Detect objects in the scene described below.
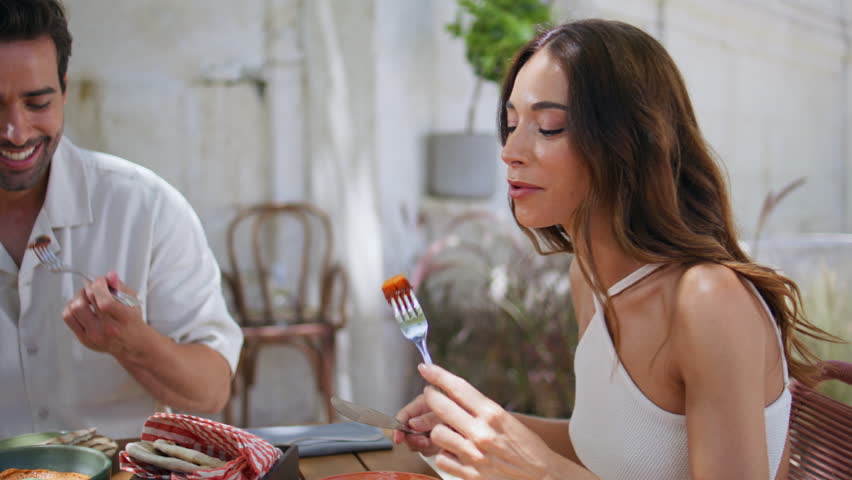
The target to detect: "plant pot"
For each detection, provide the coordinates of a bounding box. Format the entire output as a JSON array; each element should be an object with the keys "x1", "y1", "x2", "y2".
[{"x1": 427, "y1": 133, "x2": 498, "y2": 198}]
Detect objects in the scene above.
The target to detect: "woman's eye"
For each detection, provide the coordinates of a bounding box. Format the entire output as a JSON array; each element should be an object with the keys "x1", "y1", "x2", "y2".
[{"x1": 540, "y1": 128, "x2": 565, "y2": 137}]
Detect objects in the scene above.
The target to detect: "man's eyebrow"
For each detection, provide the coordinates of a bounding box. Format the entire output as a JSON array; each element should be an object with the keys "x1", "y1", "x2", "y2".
[{"x1": 22, "y1": 87, "x2": 57, "y2": 98}]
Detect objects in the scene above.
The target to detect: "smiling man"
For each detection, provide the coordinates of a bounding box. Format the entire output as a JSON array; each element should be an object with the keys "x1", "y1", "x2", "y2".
[{"x1": 0, "y1": 0, "x2": 243, "y2": 439}]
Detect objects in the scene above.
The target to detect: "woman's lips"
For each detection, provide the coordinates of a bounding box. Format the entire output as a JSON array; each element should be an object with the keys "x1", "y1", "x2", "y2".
[
  {"x1": 508, "y1": 180, "x2": 543, "y2": 199},
  {"x1": 0, "y1": 143, "x2": 41, "y2": 171}
]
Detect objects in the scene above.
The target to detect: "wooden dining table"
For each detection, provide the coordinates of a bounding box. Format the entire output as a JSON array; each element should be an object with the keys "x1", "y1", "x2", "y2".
[{"x1": 111, "y1": 431, "x2": 439, "y2": 480}]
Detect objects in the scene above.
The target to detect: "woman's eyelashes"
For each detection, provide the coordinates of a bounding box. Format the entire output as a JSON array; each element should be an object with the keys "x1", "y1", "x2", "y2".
[{"x1": 505, "y1": 125, "x2": 565, "y2": 137}]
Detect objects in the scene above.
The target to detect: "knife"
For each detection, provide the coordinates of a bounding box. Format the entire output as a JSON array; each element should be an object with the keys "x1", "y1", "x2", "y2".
[{"x1": 331, "y1": 396, "x2": 424, "y2": 435}]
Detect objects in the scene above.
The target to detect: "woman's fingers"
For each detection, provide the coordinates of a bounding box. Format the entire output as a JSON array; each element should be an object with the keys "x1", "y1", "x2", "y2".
[
  {"x1": 396, "y1": 393, "x2": 428, "y2": 424},
  {"x1": 408, "y1": 410, "x2": 441, "y2": 432},
  {"x1": 405, "y1": 433, "x2": 440, "y2": 456},
  {"x1": 430, "y1": 422, "x2": 486, "y2": 465},
  {"x1": 418, "y1": 363, "x2": 502, "y2": 418}
]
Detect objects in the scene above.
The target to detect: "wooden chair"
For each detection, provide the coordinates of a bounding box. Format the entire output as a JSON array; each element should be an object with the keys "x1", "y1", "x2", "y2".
[
  {"x1": 221, "y1": 202, "x2": 348, "y2": 427},
  {"x1": 787, "y1": 360, "x2": 852, "y2": 479}
]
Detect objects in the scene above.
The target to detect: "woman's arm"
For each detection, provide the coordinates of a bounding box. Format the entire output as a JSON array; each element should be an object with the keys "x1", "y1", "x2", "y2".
[
  {"x1": 512, "y1": 413, "x2": 580, "y2": 463},
  {"x1": 672, "y1": 264, "x2": 779, "y2": 480}
]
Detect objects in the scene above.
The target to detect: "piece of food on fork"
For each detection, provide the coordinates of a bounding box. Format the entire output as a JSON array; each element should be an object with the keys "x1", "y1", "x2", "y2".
[
  {"x1": 382, "y1": 274, "x2": 433, "y2": 364},
  {"x1": 381, "y1": 274, "x2": 412, "y2": 302}
]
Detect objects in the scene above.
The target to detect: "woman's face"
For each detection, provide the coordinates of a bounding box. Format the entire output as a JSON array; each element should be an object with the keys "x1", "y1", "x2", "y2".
[{"x1": 503, "y1": 49, "x2": 589, "y2": 232}]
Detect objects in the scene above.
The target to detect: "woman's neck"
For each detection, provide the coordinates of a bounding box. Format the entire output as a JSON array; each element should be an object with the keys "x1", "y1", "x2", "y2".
[{"x1": 570, "y1": 215, "x2": 643, "y2": 291}]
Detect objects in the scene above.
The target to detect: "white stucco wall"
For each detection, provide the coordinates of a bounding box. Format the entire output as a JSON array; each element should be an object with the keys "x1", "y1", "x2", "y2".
[{"x1": 59, "y1": 0, "x2": 851, "y2": 424}]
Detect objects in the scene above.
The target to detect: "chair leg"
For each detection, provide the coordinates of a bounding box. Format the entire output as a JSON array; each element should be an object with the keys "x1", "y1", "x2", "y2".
[
  {"x1": 321, "y1": 335, "x2": 336, "y2": 422},
  {"x1": 240, "y1": 343, "x2": 260, "y2": 427},
  {"x1": 223, "y1": 375, "x2": 237, "y2": 426}
]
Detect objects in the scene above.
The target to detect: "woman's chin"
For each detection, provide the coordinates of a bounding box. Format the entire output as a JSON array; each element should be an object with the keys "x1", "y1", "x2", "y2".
[{"x1": 514, "y1": 213, "x2": 555, "y2": 230}]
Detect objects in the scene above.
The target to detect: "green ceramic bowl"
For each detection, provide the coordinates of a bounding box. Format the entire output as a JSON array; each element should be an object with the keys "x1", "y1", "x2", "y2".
[
  {"x1": 0, "y1": 432, "x2": 63, "y2": 449},
  {"x1": 0, "y1": 445, "x2": 111, "y2": 480}
]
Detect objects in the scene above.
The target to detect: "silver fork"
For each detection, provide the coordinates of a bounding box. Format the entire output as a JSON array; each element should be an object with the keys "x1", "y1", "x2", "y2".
[
  {"x1": 31, "y1": 242, "x2": 141, "y2": 308},
  {"x1": 384, "y1": 276, "x2": 433, "y2": 365}
]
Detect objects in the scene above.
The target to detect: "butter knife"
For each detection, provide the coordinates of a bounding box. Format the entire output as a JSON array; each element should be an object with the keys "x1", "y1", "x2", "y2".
[{"x1": 331, "y1": 396, "x2": 423, "y2": 435}]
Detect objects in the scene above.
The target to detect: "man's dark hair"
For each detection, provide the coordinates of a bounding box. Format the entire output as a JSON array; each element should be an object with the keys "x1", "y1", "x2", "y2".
[{"x1": 0, "y1": 0, "x2": 72, "y2": 92}]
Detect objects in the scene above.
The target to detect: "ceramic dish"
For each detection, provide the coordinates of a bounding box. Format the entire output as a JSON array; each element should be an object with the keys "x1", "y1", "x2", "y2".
[
  {"x1": 319, "y1": 472, "x2": 436, "y2": 480},
  {"x1": 0, "y1": 445, "x2": 112, "y2": 480},
  {"x1": 0, "y1": 432, "x2": 63, "y2": 449}
]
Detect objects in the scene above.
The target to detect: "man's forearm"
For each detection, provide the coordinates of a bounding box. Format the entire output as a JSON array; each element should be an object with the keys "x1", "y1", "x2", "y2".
[{"x1": 114, "y1": 325, "x2": 233, "y2": 413}]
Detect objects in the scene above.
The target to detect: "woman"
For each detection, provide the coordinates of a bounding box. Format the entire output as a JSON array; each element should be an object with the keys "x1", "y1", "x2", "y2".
[{"x1": 394, "y1": 19, "x2": 832, "y2": 480}]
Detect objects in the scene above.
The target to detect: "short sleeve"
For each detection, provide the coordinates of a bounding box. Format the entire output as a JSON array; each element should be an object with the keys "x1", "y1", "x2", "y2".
[{"x1": 143, "y1": 181, "x2": 243, "y2": 374}]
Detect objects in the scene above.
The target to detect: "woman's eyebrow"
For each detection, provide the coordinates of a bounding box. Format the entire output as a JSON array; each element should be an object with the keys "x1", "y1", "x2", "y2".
[
  {"x1": 505, "y1": 100, "x2": 568, "y2": 111},
  {"x1": 531, "y1": 101, "x2": 568, "y2": 111}
]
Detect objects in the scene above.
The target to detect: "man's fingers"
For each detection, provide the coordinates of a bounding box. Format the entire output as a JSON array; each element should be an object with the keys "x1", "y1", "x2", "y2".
[
  {"x1": 63, "y1": 305, "x2": 87, "y2": 338},
  {"x1": 107, "y1": 270, "x2": 137, "y2": 296},
  {"x1": 86, "y1": 276, "x2": 116, "y2": 311}
]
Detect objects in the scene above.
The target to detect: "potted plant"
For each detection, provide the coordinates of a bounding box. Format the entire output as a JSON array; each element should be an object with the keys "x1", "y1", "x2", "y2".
[{"x1": 428, "y1": 0, "x2": 553, "y2": 199}]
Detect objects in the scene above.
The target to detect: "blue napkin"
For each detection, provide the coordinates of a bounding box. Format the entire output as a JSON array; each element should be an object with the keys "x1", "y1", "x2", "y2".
[{"x1": 247, "y1": 422, "x2": 393, "y2": 457}]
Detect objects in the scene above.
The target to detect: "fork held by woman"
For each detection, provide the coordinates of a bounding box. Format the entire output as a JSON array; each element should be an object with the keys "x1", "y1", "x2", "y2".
[{"x1": 382, "y1": 274, "x2": 433, "y2": 365}]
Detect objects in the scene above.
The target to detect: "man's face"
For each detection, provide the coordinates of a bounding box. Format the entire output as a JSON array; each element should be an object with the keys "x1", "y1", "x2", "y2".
[{"x1": 0, "y1": 35, "x2": 66, "y2": 193}]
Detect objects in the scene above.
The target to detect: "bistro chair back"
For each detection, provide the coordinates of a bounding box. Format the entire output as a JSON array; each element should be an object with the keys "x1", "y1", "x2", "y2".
[
  {"x1": 787, "y1": 360, "x2": 852, "y2": 479},
  {"x1": 222, "y1": 202, "x2": 348, "y2": 426}
]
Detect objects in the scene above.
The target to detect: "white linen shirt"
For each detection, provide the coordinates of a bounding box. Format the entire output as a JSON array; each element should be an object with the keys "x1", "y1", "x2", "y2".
[{"x1": 0, "y1": 137, "x2": 243, "y2": 439}]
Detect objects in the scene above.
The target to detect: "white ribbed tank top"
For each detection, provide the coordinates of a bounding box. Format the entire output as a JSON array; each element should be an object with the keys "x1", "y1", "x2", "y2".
[{"x1": 569, "y1": 264, "x2": 791, "y2": 480}]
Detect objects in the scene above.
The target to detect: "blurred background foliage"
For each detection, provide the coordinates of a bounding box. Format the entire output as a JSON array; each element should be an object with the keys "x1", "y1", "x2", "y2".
[{"x1": 413, "y1": 211, "x2": 577, "y2": 417}]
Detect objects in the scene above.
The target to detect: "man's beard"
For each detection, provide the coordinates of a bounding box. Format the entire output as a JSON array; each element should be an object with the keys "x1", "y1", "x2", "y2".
[{"x1": 0, "y1": 133, "x2": 60, "y2": 192}]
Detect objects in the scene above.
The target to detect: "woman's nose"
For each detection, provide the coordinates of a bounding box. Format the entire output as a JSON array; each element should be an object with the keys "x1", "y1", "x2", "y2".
[{"x1": 501, "y1": 129, "x2": 528, "y2": 167}]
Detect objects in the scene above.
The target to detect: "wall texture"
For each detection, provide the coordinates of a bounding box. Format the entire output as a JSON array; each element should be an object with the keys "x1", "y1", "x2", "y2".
[{"x1": 60, "y1": 0, "x2": 851, "y2": 425}]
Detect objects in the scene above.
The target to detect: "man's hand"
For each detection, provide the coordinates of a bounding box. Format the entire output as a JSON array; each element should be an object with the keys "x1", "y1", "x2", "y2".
[{"x1": 62, "y1": 271, "x2": 146, "y2": 356}]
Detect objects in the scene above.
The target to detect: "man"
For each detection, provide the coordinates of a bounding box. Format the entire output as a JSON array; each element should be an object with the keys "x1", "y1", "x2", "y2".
[{"x1": 0, "y1": 0, "x2": 243, "y2": 438}]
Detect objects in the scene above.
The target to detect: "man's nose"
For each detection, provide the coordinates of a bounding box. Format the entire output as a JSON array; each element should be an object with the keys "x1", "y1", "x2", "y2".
[{"x1": 0, "y1": 105, "x2": 32, "y2": 146}]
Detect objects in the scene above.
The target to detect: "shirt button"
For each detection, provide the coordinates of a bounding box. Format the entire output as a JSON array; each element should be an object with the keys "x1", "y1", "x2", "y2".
[
  {"x1": 37, "y1": 408, "x2": 49, "y2": 419},
  {"x1": 26, "y1": 346, "x2": 38, "y2": 355}
]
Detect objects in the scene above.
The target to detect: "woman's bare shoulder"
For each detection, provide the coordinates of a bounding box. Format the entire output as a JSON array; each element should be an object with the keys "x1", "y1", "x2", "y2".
[
  {"x1": 672, "y1": 263, "x2": 761, "y2": 316},
  {"x1": 669, "y1": 262, "x2": 769, "y2": 374}
]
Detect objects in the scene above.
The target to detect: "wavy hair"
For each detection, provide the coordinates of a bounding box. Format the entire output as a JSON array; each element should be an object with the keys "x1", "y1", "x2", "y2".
[{"x1": 498, "y1": 19, "x2": 834, "y2": 385}]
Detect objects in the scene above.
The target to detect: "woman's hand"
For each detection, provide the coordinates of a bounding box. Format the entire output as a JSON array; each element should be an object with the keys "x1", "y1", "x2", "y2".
[
  {"x1": 393, "y1": 392, "x2": 443, "y2": 456},
  {"x1": 419, "y1": 363, "x2": 585, "y2": 480}
]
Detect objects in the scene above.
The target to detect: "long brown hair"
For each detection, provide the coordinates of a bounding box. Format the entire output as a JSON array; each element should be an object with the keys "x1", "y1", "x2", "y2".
[{"x1": 499, "y1": 19, "x2": 834, "y2": 385}]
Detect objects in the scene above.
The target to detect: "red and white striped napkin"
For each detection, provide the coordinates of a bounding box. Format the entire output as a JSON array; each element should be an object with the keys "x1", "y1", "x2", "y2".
[{"x1": 120, "y1": 413, "x2": 283, "y2": 480}]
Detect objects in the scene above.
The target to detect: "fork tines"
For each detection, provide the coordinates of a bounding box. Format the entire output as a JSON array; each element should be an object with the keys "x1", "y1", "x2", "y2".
[
  {"x1": 381, "y1": 274, "x2": 414, "y2": 315},
  {"x1": 27, "y1": 235, "x2": 56, "y2": 267}
]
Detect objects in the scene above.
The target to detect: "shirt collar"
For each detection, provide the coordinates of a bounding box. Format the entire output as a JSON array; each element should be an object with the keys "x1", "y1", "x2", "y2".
[{"x1": 43, "y1": 137, "x2": 93, "y2": 228}]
